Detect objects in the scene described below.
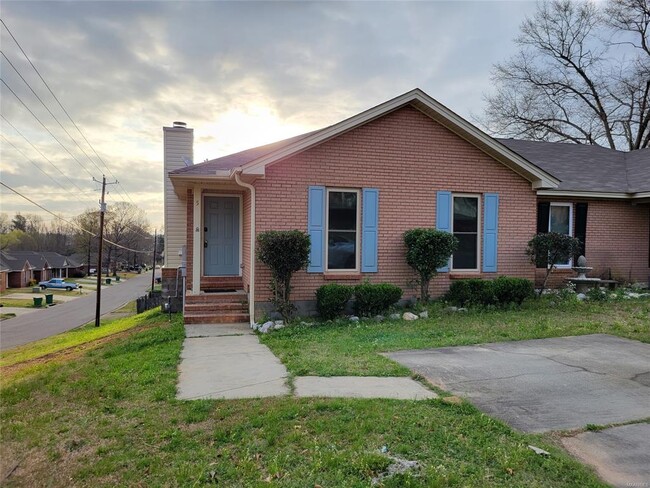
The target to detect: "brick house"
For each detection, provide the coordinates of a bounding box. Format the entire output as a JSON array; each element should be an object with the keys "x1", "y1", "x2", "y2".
[{"x1": 162, "y1": 89, "x2": 649, "y2": 324}]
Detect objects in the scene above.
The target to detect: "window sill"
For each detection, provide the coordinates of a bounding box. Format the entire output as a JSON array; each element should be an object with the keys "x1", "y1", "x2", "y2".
[
  {"x1": 323, "y1": 273, "x2": 362, "y2": 281},
  {"x1": 449, "y1": 273, "x2": 482, "y2": 279}
]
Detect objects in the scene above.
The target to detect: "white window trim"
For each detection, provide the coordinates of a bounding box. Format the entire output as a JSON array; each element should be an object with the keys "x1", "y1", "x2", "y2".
[
  {"x1": 450, "y1": 193, "x2": 481, "y2": 272},
  {"x1": 549, "y1": 202, "x2": 573, "y2": 269},
  {"x1": 325, "y1": 188, "x2": 361, "y2": 273}
]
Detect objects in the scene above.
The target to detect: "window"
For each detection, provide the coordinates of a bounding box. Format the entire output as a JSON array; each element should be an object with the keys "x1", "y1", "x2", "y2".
[
  {"x1": 548, "y1": 202, "x2": 573, "y2": 267},
  {"x1": 326, "y1": 189, "x2": 359, "y2": 271},
  {"x1": 452, "y1": 195, "x2": 480, "y2": 271}
]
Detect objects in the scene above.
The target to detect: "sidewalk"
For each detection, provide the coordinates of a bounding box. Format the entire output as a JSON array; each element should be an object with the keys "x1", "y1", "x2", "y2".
[{"x1": 176, "y1": 324, "x2": 437, "y2": 401}]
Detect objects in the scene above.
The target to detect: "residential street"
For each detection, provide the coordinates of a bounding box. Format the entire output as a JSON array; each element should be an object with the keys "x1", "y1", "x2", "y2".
[{"x1": 0, "y1": 272, "x2": 154, "y2": 351}]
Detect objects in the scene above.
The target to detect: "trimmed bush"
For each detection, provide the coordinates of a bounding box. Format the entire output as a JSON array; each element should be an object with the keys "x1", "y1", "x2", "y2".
[
  {"x1": 353, "y1": 283, "x2": 402, "y2": 317},
  {"x1": 316, "y1": 284, "x2": 354, "y2": 320},
  {"x1": 257, "y1": 230, "x2": 311, "y2": 321},
  {"x1": 491, "y1": 276, "x2": 535, "y2": 305},
  {"x1": 403, "y1": 228, "x2": 458, "y2": 302},
  {"x1": 446, "y1": 276, "x2": 534, "y2": 307}
]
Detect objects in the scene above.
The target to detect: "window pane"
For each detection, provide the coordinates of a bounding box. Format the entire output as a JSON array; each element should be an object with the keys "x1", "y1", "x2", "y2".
[
  {"x1": 328, "y1": 231, "x2": 356, "y2": 269},
  {"x1": 550, "y1": 206, "x2": 570, "y2": 234},
  {"x1": 453, "y1": 197, "x2": 478, "y2": 232},
  {"x1": 454, "y1": 234, "x2": 477, "y2": 269},
  {"x1": 329, "y1": 192, "x2": 357, "y2": 230}
]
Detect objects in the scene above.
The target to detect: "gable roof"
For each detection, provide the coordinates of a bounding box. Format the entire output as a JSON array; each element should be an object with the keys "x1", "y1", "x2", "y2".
[
  {"x1": 0, "y1": 252, "x2": 32, "y2": 272},
  {"x1": 171, "y1": 88, "x2": 560, "y2": 190},
  {"x1": 498, "y1": 139, "x2": 650, "y2": 195}
]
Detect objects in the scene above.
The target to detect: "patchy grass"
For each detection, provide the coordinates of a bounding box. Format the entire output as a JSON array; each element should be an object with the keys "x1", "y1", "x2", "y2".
[
  {"x1": 0, "y1": 298, "x2": 35, "y2": 308},
  {"x1": 261, "y1": 298, "x2": 650, "y2": 376},
  {"x1": 0, "y1": 312, "x2": 606, "y2": 487},
  {"x1": 0, "y1": 313, "x2": 17, "y2": 321},
  {"x1": 0, "y1": 308, "x2": 160, "y2": 370}
]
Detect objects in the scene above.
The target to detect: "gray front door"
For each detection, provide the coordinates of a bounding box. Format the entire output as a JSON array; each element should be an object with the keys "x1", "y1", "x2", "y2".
[{"x1": 204, "y1": 196, "x2": 240, "y2": 276}]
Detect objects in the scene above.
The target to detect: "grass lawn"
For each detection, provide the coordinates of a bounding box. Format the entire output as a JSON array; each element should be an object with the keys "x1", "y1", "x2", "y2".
[
  {"x1": 0, "y1": 310, "x2": 608, "y2": 487},
  {"x1": 261, "y1": 298, "x2": 650, "y2": 376},
  {"x1": 0, "y1": 298, "x2": 35, "y2": 308}
]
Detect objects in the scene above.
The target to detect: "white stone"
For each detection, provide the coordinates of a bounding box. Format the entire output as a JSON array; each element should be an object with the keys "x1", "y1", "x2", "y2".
[
  {"x1": 251, "y1": 322, "x2": 259, "y2": 331},
  {"x1": 274, "y1": 320, "x2": 284, "y2": 326},
  {"x1": 375, "y1": 315, "x2": 385, "y2": 322},
  {"x1": 389, "y1": 313, "x2": 402, "y2": 320},
  {"x1": 274, "y1": 323, "x2": 285, "y2": 330},
  {"x1": 259, "y1": 321, "x2": 274, "y2": 333},
  {"x1": 577, "y1": 293, "x2": 586, "y2": 301},
  {"x1": 402, "y1": 312, "x2": 418, "y2": 321},
  {"x1": 445, "y1": 306, "x2": 458, "y2": 312},
  {"x1": 418, "y1": 311, "x2": 429, "y2": 319},
  {"x1": 457, "y1": 307, "x2": 468, "y2": 312},
  {"x1": 349, "y1": 316, "x2": 360, "y2": 322}
]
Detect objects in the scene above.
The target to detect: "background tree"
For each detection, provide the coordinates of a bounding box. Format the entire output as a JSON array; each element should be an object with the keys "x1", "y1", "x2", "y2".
[
  {"x1": 103, "y1": 202, "x2": 150, "y2": 275},
  {"x1": 482, "y1": 0, "x2": 649, "y2": 150},
  {"x1": 72, "y1": 209, "x2": 100, "y2": 274},
  {"x1": 526, "y1": 232, "x2": 582, "y2": 296}
]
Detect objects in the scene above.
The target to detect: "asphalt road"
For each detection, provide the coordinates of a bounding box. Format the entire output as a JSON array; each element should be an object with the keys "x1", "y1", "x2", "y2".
[{"x1": 0, "y1": 272, "x2": 155, "y2": 351}]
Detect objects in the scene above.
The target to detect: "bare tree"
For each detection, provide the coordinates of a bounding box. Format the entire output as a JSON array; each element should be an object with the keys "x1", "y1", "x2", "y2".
[
  {"x1": 73, "y1": 209, "x2": 100, "y2": 274},
  {"x1": 103, "y1": 202, "x2": 151, "y2": 275},
  {"x1": 482, "y1": 0, "x2": 650, "y2": 150}
]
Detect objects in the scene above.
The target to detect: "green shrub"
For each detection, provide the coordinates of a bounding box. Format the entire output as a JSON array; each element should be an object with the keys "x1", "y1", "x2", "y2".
[
  {"x1": 403, "y1": 228, "x2": 458, "y2": 302},
  {"x1": 446, "y1": 276, "x2": 534, "y2": 307},
  {"x1": 491, "y1": 276, "x2": 535, "y2": 305},
  {"x1": 353, "y1": 283, "x2": 403, "y2": 317},
  {"x1": 586, "y1": 287, "x2": 609, "y2": 301},
  {"x1": 257, "y1": 230, "x2": 311, "y2": 321},
  {"x1": 316, "y1": 284, "x2": 354, "y2": 320}
]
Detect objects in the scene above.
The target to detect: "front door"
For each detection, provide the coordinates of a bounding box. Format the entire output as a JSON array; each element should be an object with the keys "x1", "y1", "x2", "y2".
[{"x1": 204, "y1": 196, "x2": 240, "y2": 276}]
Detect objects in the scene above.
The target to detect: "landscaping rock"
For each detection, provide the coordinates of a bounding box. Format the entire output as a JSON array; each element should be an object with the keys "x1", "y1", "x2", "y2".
[
  {"x1": 418, "y1": 311, "x2": 429, "y2": 319},
  {"x1": 259, "y1": 321, "x2": 274, "y2": 333},
  {"x1": 457, "y1": 307, "x2": 468, "y2": 312},
  {"x1": 375, "y1": 315, "x2": 385, "y2": 322},
  {"x1": 402, "y1": 312, "x2": 418, "y2": 321},
  {"x1": 274, "y1": 320, "x2": 284, "y2": 326},
  {"x1": 349, "y1": 316, "x2": 360, "y2": 322},
  {"x1": 251, "y1": 322, "x2": 260, "y2": 331},
  {"x1": 300, "y1": 321, "x2": 315, "y2": 327},
  {"x1": 389, "y1": 313, "x2": 402, "y2": 320},
  {"x1": 577, "y1": 293, "x2": 586, "y2": 301},
  {"x1": 445, "y1": 306, "x2": 458, "y2": 312}
]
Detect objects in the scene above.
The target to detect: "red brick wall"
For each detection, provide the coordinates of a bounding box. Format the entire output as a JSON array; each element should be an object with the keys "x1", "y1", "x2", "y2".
[
  {"x1": 538, "y1": 199, "x2": 649, "y2": 287},
  {"x1": 253, "y1": 105, "x2": 538, "y2": 303}
]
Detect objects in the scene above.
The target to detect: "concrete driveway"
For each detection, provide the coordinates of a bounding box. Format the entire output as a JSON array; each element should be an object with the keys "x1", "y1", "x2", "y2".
[{"x1": 387, "y1": 334, "x2": 650, "y2": 486}]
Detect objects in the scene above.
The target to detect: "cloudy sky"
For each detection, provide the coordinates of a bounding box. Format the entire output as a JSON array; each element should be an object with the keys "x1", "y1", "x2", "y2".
[{"x1": 0, "y1": 1, "x2": 538, "y2": 230}]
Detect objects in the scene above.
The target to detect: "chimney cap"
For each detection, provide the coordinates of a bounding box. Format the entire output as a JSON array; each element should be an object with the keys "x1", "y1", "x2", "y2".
[{"x1": 172, "y1": 121, "x2": 187, "y2": 128}]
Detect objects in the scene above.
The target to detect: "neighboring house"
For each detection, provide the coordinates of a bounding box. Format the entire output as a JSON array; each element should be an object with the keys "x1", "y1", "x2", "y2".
[
  {"x1": 39, "y1": 252, "x2": 82, "y2": 278},
  {"x1": 3, "y1": 251, "x2": 51, "y2": 283},
  {"x1": 161, "y1": 89, "x2": 649, "y2": 324},
  {"x1": 0, "y1": 252, "x2": 35, "y2": 289},
  {"x1": 0, "y1": 261, "x2": 9, "y2": 293}
]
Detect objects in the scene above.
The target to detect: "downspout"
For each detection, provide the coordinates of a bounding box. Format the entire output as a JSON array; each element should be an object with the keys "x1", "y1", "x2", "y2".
[{"x1": 233, "y1": 170, "x2": 256, "y2": 325}]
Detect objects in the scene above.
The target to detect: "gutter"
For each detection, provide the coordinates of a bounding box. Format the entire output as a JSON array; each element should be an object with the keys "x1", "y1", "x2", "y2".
[{"x1": 233, "y1": 169, "x2": 256, "y2": 325}]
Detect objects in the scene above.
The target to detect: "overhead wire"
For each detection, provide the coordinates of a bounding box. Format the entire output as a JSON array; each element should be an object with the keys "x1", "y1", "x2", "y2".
[
  {"x1": 0, "y1": 181, "x2": 151, "y2": 254},
  {"x1": 0, "y1": 18, "x2": 137, "y2": 205}
]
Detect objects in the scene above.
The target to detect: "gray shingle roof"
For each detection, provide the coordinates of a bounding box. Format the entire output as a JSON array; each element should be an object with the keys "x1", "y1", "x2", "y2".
[
  {"x1": 170, "y1": 130, "x2": 320, "y2": 176},
  {"x1": 497, "y1": 139, "x2": 649, "y2": 193}
]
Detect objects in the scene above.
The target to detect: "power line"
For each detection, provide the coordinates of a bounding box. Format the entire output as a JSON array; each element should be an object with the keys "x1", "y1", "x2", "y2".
[
  {"x1": 1, "y1": 50, "x2": 105, "y2": 176},
  {"x1": 0, "y1": 77, "x2": 96, "y2": 179},
  {"x1": 0, "y1": 114, "x2": 87, "y2": 193},
  {"x1": 0, "y1": 181, "x2": 151, "y2": 254},
  {"x1": 0, "y1": 19, "x2": 137, "y2": 206}
]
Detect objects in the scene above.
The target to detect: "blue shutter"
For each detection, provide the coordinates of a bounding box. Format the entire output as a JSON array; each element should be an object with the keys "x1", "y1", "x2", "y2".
[
  {"x1": 436, "y1": 191, "x2": 452, "y2": 272},
  {"x1": 482, "y1": 193, "x2": 499, "y2": 272},
  {"x1": 361, "y1": 188, "x2": 379, "y2": 272},
  {"x1": 307, "y1": 186, "x2": 325, "y2": 273}
]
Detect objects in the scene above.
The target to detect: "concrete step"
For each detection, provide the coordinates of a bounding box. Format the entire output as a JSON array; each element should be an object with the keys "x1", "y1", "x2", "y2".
[
  {"x1": 184, "y1": 312, "x2": 250, "y2": 324},
  {"x1": 184, "y1": 302, "x2": 248, "y2": 312}
]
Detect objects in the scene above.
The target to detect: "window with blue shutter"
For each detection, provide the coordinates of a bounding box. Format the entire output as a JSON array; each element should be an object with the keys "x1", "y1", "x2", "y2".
[
  {"x1": 482, "y1": 193, "x2": 499, "y2": 272},
  {"x1": 361, "y1": 188, "x2": 379, "y2": 272},
  {"x1": 436, "y1": 191, "x2": 452, "y2": 272},
  {"x1": 307, "y1": 186, "x2": 325, "y2": 272}
]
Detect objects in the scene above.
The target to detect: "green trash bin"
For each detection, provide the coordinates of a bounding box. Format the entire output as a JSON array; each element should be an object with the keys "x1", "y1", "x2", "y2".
[
  {"x1": 116, "y1": 276, "x2": 121, "y2": 282},
  {"x1": 105, "y1": 278, "x2": 112, "y2": 285},
  {"x1": 33, "y1": 297, "x2": 43, "y2": 307},
  {"x1": 45, "y1": 294, "x2": 54, "y2": 305}
]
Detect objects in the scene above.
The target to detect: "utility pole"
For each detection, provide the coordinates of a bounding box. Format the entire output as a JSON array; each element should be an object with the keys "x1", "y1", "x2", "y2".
[
  {"x1": 93, "y1": 175, "x2": 117, "y2": 327},
  {"x1": 151, "y1": 228, "x2": 157, "y2": 292}
]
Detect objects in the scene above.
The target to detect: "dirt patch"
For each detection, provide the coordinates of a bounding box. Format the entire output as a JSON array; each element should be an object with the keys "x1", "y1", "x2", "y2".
[{"x1": 0, "y1": 323, "x2": 158, "y2": 381}]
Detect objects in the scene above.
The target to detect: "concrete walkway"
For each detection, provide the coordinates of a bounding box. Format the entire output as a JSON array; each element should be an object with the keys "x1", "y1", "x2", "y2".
[{"x1": 176, "y1": 324, "x2": 437, "y2": 401}]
